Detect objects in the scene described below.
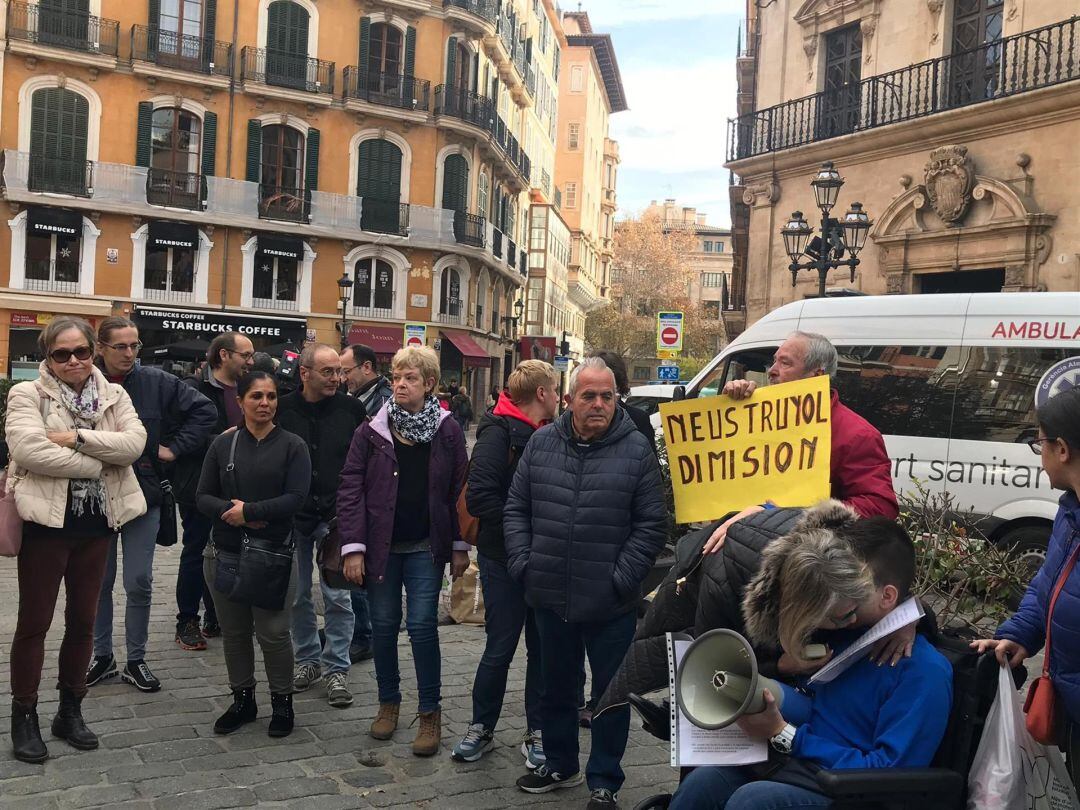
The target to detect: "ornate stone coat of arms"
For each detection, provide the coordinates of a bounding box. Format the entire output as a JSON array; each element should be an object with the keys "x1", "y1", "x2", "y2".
[{"x1": 924, "y1": 145, "x2": 975, "y2": 225}]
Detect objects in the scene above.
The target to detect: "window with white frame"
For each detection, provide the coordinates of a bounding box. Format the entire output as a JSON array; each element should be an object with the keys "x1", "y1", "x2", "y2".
[
  {"x1": 253, "y1": 251, "x2": 298, "y2": 305},
  {"x1": 440, "y1": 267, "x2": 463, "y2": 317},
  {"x1": 570, "y1": 65, "x2": 584, "y2": 92},
  {"x1": 26, "y1": 227, "x2": 80, "y2": 293},
  {"x1": 353, "y1": 257, "x2": 394, "y2": 315},
  {"x1": 568, "y1": 122, "x2": 580, "y2": 150},
  {"x1": 565, "y1": 182, "x2": 577, "y2": 208}
]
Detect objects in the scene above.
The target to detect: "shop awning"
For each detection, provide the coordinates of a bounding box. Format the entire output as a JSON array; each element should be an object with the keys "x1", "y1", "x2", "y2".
[
  {"x1": 27, "y1": 206, "x2": 81, "y2": 237},
  {"x1": 442, "y1": 330, "x2": 491, "y2": 367},
  {"x1": 347, "y1": 324, "x2": 402, "y2": 356},
  {"x1": 149, "y1": 221, "x2": 198, "y2": 250},
  {"x1": 257, "y1": 233, "x2": 304, "y2": 260}
]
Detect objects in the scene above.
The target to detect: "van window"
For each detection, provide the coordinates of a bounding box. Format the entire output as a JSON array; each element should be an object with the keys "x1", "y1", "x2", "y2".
[{"x1": 700, "y1": 345, "x2": 777, "y2": 397}]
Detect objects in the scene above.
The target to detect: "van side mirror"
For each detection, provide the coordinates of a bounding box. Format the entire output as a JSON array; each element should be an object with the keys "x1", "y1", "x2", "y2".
[{"x1": 673, "y1": 385, "x2": 686, "y2": 402}]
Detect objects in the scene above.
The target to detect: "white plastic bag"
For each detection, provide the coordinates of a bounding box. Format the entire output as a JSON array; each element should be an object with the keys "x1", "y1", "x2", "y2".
[{"x1": 967, "y1": 665, "x2": 1080, "y2": 810}]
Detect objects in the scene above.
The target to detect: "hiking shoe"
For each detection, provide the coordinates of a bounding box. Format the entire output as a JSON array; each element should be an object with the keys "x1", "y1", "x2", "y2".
[
  {"x1": 516, "y1": 764, "x2": 584, "y2": 794},
  {"x1": 293, "y1": 662, "x2": 322, "y2": 692},
  {"x1": 412, "y1": 709, "x2": 441, "y2": 757},
  {"x1": 201, "y1": 618, "x2": 221, "y2": 638},
  {"x1": 521, "y1": 729, "x2": 546, "y2": 769},
  {"x1": 451, "y1": 723, "x2": 495, "y2": 762},
  {"x1": 370, "y1": 703, "x2": 399, "y2": 740},
  {"x1": 587, "y1": 788, "x2": 619, "y2": 808},
  {"x1": 349, "y1": 643, "x2": 373, "y2": 663},
  {"x1": 175, "y1": 619, "x2": 207, "y2": 651},
  {"x1": 86, "y1": 655, "x2": 118, "y2": 687},
  {"x1": 121, "y1": 660, "x2": 161, "y2": 693},
  {"x1": 325, "y1": 672, "x2": 353, "y2": 708}
]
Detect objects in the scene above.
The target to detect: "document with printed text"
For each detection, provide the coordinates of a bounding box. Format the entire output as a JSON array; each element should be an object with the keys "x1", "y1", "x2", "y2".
[{"x1": 808, "y1": 597, "x2": 925, "y2": 685}]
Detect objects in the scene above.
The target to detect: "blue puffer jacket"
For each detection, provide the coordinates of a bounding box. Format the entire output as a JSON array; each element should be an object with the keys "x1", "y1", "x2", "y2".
[
  {"x1": 503, "y1": 407, "x2": 667, "y2": 623},
  {"x1": 996, "y1": 490, "x2": 1080, "y2": 724}
]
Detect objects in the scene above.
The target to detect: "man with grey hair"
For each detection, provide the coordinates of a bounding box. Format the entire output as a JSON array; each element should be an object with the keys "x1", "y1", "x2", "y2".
[
  {"x1": 704, "y1": 331, "x2": 896, "y2": 553},
  {"x1": 504, "y1": 357, "x2": 667, "y2": 806}
]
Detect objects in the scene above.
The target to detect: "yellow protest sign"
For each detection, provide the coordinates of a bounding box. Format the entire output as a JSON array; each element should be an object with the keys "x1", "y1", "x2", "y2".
[{"x1": 659, "y1": 376, "x2": 833, "y2": 524}]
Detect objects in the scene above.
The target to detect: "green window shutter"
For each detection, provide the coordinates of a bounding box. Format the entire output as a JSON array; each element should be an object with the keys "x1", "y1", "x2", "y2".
[
  {"x1": 404, "y1": 26, "x2": 416, "y2": 76},
  {"x1": 446, "y1": 37, "x2": 456, "y2": 89},
  {"x1": 204, "y1": 0, "x2": 217, "y2": 41},
  {"x1": 245, "y1": 119, "x2": 262, "y2": 182},
  {"x1": 359, "y1": 17, "x2": 371, "y2": 74},
  {"x1": 267, "y1": 0, "x2": 308, "y2": 55},
  {"x1": 357, "y1": 138, "x2": 402, "y2": 200},
  {"x1": 304, "y1": 127, "x2": 320, "y2": 192},
  {"x1": 201, "y1": 111, "x2": 217, "y2": 176},
  {"x1": 135, "y1": 101, "x2": 154, "y2": 167},
  {"x1": 30, "y1": 90, "x2": 48, "y2": 156},
  {"x1": 442, "y1": 154, "x2": 468, "y2": 212},
  {"x1": 148, "y1": 0, "x2": 160, "y2": 28}
]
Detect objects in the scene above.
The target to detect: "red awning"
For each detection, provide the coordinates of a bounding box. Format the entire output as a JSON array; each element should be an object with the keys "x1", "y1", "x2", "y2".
[
  {"x1": 441, "y1": 330, "x2": 491, "y2": 368},
  {"x1": 347, "y1": 324, "x2": 401, "y2": 356}
]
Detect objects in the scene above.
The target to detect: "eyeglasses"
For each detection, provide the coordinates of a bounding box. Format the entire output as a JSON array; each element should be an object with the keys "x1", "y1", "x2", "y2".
[
  {"x1": 828, "y1": 606, "x2": 859, "y2": 627},
  {"x1": 227, "y1": 350, "x2": 255, "y2": 361},
  {"x1": 49, "y1": 345, "x2": 93, "y2": 364},
  {"x1": 338, "y1": 365, "x2": 358, "y2": 376},
  {"x1": 1027, "y1": 436, "x2": 1056, "y2": 455},
  {"x1": 100, "y1": 341, "x2": 143, "y2": 353}
]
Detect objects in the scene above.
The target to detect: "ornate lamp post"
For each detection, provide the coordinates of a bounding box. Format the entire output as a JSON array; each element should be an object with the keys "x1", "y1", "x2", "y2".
[
  {"x1": 336, "y1": 271, "x2": 353, "y2": 349},
  {"x1": 781, "y1": 161, "x2": 872, "y2": 298}
]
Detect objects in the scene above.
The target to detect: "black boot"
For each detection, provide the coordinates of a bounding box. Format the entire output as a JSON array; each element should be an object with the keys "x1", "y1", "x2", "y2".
[
  {"x1": 11, "y1": 699, "x2": 48, "y2": 764},
  {"x1": 50, "y1": 688, "x2": 98, "y2": 751},
  {"x1": 268, "y1": 692, "x2": 294, "y2": 738},
  {"x1": 213, "y1": 688, "x2": 257, "y2": 735}
]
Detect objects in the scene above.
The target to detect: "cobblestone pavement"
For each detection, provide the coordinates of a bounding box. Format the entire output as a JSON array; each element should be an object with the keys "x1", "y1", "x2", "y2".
[{"x1": 0, "y1": 518, "x2": 677, "y2": 808}]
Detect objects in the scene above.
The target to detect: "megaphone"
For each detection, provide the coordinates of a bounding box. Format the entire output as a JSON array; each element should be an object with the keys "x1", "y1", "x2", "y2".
[{"x1": 674, "y1": 629, "x2": 812, "y2": 730}]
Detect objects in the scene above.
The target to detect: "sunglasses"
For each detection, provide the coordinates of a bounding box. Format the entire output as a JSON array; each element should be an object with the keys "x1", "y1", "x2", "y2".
[{"x1": 49, "y1": 345, "x2": 93, "y2": 364}]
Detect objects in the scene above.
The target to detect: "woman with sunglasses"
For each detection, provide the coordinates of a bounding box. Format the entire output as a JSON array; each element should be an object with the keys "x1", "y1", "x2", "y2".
[
  {"x1": 5, "y1": 317, "x2": 147, "y2": 764},
  {"x1": 973, "y1": 386, "x2": 1080, "y2": 789}
]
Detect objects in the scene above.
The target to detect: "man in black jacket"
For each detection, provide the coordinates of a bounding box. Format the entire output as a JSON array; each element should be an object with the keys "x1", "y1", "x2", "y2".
[
  {"x1": 277, "y1": 344, "x2": 367, "y2": 709},
  {"x1": 87, "y1": 317, "x2": 216, "y2": 692},
  {"x1": 339, "y1": 344, "x2": 392, "y2": 417},
  {"x1": 452, "y1": 360, "x2": 559, "y2": 767},
  {"x1": 505, "y1": 358, "x2": 667, "y2": 808},
  {"x1": 173, "y1": 331, "x2": 254, "y2": 650}
]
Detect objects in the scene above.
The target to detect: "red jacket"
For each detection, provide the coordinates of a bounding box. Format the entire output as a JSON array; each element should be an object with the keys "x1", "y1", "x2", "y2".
[{"x1": 830, "y1": 390, "x2": 899, "y2": 520}]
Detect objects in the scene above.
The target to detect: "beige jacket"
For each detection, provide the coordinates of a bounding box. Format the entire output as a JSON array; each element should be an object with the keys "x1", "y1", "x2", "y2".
[{"x1": 6, "y1": 363, "x2": 148, "y2": 529}]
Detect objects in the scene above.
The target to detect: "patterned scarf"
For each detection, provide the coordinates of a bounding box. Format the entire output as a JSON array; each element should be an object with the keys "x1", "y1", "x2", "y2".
[
  {"x1": 48, "y1": 370, "x2": 108, "y2": 518},
  {"x1": 387, "y1": 394, "x2": 442, "y2": 444}
]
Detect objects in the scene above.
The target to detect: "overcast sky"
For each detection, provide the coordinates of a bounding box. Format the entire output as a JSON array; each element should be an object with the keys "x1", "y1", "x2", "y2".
[{"x1": 580, "y1": 0, "x2": 743, "y2": 227}]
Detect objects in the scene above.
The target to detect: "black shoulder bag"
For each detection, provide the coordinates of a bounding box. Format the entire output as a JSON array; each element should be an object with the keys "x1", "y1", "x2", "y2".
[{"x1": 222, "y1": 430, "x2": 295, "y2": 611}]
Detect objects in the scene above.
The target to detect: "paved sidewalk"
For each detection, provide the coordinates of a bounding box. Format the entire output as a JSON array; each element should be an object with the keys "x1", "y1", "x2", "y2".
[{"x1": 0, "y1": 538, "x2": 677, "y2": 809}]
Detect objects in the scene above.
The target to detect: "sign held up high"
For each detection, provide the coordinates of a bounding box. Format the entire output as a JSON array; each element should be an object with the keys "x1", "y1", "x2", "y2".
[{"x1": 659, "y1": 376, "x2": 833, "y2": 524}]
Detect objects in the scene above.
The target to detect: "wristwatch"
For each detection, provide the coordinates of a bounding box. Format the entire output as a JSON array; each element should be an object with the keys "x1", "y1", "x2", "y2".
[
  {"x1": 769, "y1": 723, "x2": 798, "y2": 755},
  {"x1": 73, "y1": 431, "x2": 85, "y2": 453}
]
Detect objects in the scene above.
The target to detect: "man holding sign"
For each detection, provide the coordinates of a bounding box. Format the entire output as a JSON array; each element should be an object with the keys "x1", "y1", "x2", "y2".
[{"x1": 701, "y1": 332, "x2": 896, "y2": 553}]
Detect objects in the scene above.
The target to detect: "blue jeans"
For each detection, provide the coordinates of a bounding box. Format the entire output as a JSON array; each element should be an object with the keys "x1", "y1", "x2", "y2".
[
  {"x1": 94, "y1": 506, "x2": 160, "y2": 661},
  {"x1": 351, "y1": 589, "x2": 372, "y2": 648},
  {"x1": 367, "y1": 550, "x2": 443, "y2": 712},
  {"x1": 176, "y1": 504, "x2": 216, "y2": 629},
  {"x1": 533, "y1": 606, "x2": 637, "y2": 792},
  {"x1": 470, "y1": 553, "x2": 542, "y2": 732},
  {"x1": 291, "y1": 527, "x2": 354, "y2": 674},
  {"x1": 670, "y1": 767, "x2": 832, "y2": 810}
]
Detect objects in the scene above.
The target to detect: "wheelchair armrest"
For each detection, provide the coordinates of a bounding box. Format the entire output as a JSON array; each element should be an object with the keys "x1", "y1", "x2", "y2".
[{"x1": 816, "y1": 767, "x2": 963, "y2": 799}]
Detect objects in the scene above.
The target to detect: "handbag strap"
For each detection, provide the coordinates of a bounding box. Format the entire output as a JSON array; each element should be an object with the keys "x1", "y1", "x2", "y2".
[
  {"x1": 226, "y1": 429, "x2": 241, "y2": 500},
  {"x1": 1042, "y1": 536, "x2": 1080, "y2": 676}
]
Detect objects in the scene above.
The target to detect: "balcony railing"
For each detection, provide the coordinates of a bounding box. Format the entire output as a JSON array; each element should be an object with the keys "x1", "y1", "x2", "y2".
[
  {"x1": 143, "y1": 286, "x2": 196, "y2": 303},
  {"x1": 8, "y1": 1, "x2": 119, "y2": 56},
  {"x1": 437, "y1": 310, "x2": 466, "y2": 325},
  {"x1": 497, "y1": 15, "x2": 515, "y2": 57},
  {"x1": 728, "y1": 15, "x2": 1080, "y2": 161},
  {"x1": 435, "y1": 86, "x2": 496, "y2": 129},
  {"x1": 131, "y1": 25, "x2": 232, "y2": 77},
  {"x1": 443, "y1": 0, "x2": 498, "y2": 26},
  {"x1": 258, "y1": 184, "x2": 310, "y2": 223},
  {"x1": 241, "y1": 46, "x2": 334, "y2": 95},
  {"x1": 28, "y1": 155, "x2": 93, "y2": 197},
  {"x1": 252, "y1": 296, "x2": 299, "y2": 312},
  {"x1": 146, "y1": 167, "x2": 206, "y2": 210},
  {"x1": 513, "y1": 42, "x2": 527, "y2": 80},
  {"x1": 360, "y1": 198, "x2": 410, "y2": 236},
  {"x1": 454, "y1": 211, "x2": 486, "y2": 248},
  {"x1": 342, "y1": 67, "x2": 430, "y2": 111}
]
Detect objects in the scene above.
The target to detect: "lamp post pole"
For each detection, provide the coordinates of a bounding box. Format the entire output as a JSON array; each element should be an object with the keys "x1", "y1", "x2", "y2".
[{"x1": 336, "y1": 272, "x2": 354, "y2": 350}]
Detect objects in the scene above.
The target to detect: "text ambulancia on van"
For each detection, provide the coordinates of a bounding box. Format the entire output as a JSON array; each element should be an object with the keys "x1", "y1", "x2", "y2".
[{"x1": 677, "y1": 292, "x2": 1080, "y2": 568}]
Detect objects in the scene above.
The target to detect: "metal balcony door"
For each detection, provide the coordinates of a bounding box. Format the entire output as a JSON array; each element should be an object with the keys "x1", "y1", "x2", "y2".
[
  {"x1": 155, "y1": 0, "x2": 205, "y2": 71},
  {"x1": 818, "y1": 24, "x2": 862, "y2": 140},
  {"x1": 266, "y1": 0, "x2": 309, "y2": 90},
  {"x1": 38, "y1": 0, "x2": 89, "y2": 50},
  {"x1": 357, "y1": 138, "x2": 403, "y2": 233},
  {"x1": 29, "y1": 87, "x2": 89, "y2": 195},
  {"x1": 949, "y1": 0, "x2": 1004, "y2": 105}
]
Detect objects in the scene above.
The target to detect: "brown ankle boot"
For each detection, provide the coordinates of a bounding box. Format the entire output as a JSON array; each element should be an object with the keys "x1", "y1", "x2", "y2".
[
  {"x1": 369, "y1": 703, "x2": 400, "y2": 740},
  {"x1": 412, "y1": 709, "x2": 441, "y2": 757}
]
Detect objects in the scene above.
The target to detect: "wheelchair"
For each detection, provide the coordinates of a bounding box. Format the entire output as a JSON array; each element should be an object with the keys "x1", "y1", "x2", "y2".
[{"x1": 630, "y1": 642, "x2": 1026, "y2": 810}]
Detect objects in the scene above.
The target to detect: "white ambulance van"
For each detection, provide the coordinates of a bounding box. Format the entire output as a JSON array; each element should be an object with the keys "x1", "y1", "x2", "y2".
[{"x1": 673, "y1": 292, "x2": 1080, "y2": 567}]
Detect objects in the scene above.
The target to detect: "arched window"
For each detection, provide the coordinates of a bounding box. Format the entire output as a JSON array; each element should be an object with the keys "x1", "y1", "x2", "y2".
[
  {"x1": 440, "y1": 267, "x2": 462, "y2": 318},
  {"x1": 353, "y1": 257, "x2": 395, "y2": 316},
  {"x1": 478, "y1": 171, "x2": 490, "y2": 220},
  {"x1": 260, "y1": 124, "x2": 305, "y2": 220},
  {"x1": 266, "y1": 0, "x2": 310, "y2": 89},
  {"x1": 442, "y1": 153, "x2": 469, "y2": 212},
  {"x1": 357, "y1": 138, "x2": 403, "y2": 233},
  {"x1": 147, "y1": 107, "x2": 202, "y2": 208},
  {"x1": 28, "y1": 87, "x2": 89, "y2": 195},
  {"x1": 369, "y1": 23, "x2": 402, "y2": 77}
]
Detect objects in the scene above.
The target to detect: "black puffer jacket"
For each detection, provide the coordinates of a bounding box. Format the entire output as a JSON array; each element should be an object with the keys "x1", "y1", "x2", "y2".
[
  {"x1": 504, "y1": 407, "x2": 667, "y2": 623},
  {"x1": 466, "y1": 410, "x2": 534, "y2": 564},
  {"x1": 596, "y1": 507, "x2": 805, "y2": 716}
]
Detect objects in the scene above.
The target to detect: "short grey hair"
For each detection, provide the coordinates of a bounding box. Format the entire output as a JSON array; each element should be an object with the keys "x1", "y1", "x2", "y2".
[
  {"x1": 568, "y1": 356, "x2": 616, "y2": 397},
  {"x1": 791, "y1": 331, "x2": 838, "y2": 378},
  {"x1": 300, "y1": 343, "x2": 339, "y2": 367}
]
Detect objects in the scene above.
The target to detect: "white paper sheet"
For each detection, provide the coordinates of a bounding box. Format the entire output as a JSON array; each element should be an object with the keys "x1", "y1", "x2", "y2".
[
  {"x1": 668, "y1": 635, "x2": 769, "y2": 767},
  {"x1": 808, "y1": 597, "x2": 925, "y2": 685}
]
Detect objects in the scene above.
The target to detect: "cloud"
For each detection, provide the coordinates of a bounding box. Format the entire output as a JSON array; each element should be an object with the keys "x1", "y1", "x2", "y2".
[{"x1": 581, "y1": 0, "x2": 744, "y2": 25}]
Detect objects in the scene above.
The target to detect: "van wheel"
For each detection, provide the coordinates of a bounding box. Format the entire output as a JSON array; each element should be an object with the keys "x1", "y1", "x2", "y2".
[{"x1": 997, "y1": 525, "x2": 1050, "y2": 607}]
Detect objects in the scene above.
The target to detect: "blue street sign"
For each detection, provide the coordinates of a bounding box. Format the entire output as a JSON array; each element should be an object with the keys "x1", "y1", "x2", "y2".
[{"x1": 657, "y1": 365, "x2": 680, "y2": 381}]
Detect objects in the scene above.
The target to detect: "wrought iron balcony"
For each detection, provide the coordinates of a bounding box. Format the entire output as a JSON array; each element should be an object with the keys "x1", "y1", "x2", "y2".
[
  {"x1": 497, "y1": 15, "x2": 515, "y2": 58},
  {"x1": 435, "y1": 86, "x2": 496, "y2": 130},
  {"x1": 131, "y1": 25, "x2": 233, "y2": 77},
  {"x1": 728, "y1": 15, "x2": 1080, "y2": 162},
  {"x1": 146, "y1": 167, "x2": 207, "y2": 210},
  {"x1": 258, "y1": 184, "x2": 310, "y2": 223},
  {"x1": 513, "y1": 43, "x2": 527, "y2": 81},
  {"x1": 28, "y1": 155, "x2": 93, "y2": 197},
  {"x1": 8, "y1": 1, "x2": 119, "y2": 57},
  {"x1": 241, "y1": 47, "x2": 334, "y2": 95},
  {"x1": 443, "y1": 0, "x2": 498, "y2": 26},
  {"x1": 342, "y1": 67, "x2": 430, "y2": 111},
  {"x1": 453, "y1": 211, "x2": 486, "y2": 248},
  {"x1": 360, "y1": 198, "x2": 410, "y2": 236}
]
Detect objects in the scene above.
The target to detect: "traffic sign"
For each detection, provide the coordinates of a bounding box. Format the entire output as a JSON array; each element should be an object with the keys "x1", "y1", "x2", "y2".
[
  {"x1": 657, "y1": 365, "x2": 680, "y2": 381},
  {"x1": 657, "y1": 311, "x2": 684, "y2": 353},
  {"x1": 554, "y1": 355, "x2": 571, "y2": 373},
  {"x1": 659, "y1": 359, "x2": 679, "y2": 367},
  {"x1": 403, "y1": 323, "x2": 426, "y2": 348},
  {"x1": 657, "y1": 349, "x2": 680, "y2": 360}
]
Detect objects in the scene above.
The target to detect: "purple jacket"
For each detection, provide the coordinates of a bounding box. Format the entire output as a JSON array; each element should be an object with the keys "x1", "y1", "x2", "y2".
[{"x1": 337, "y1": 404, "x2": 468, "y2": 583}]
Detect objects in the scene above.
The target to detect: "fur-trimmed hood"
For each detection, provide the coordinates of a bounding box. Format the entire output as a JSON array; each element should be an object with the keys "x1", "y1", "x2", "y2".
[{"x1": 741, "y1": 499, "x2": 860, "y2": 647}]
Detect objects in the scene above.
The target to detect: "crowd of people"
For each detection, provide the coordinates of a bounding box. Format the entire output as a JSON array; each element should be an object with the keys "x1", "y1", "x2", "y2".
[{"x1": 4, "y1": 317, "x2": 1079, "y2": 808}]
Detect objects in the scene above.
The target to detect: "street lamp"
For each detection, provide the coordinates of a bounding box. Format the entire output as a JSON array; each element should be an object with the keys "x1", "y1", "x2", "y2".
[
  {"x1": 336, "y1": 271, "x2": 353, "y2": 349},
  {"x1": 782, "y1": 161, "x2": 873, "y2": 298}
]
